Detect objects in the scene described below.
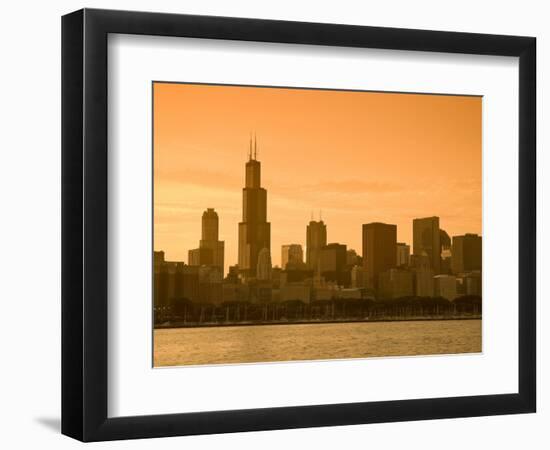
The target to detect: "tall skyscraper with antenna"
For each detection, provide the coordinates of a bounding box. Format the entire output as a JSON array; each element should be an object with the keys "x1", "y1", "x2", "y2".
[
  {"x1": 306, "y1": 217, "x2": 327, "y2": 272},
  {"x1": 238, "y1": 136, "x2": 271, "y2": 280}
]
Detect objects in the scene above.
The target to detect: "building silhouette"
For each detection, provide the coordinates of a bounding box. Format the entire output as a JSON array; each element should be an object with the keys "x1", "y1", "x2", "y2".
[
  {"x1": 396, "y1": 242, "x2": 410, "y2": 267},
  {"x1": 280, "y1": 282, "x2": 311, "y2": 303},
  {"x1": 238, "y1": 138, "x2": 271, "y2": 280},
  {"x1": 271, "y1": 266, "x2": 282, "y2": 289},
  {"x1": 379, "y1": 268, "x2": 414, "y2": 299},
  {"x1": 200, "y1": 208, "x2": 224, "y2": 269},
  {"x1": 188, "y1": 208, "x2": 224, "y2": 269},
  {"x1": 362, "y1": 222, "x2": 397, "y2": 289},
  {"x1": 281, "y1": 267, "x2": 313, "y2": 285},
  {"x1": 346, "y1": 249, "x2": 361, "y2": 267},
  {"x1": 439, "y1": 229, "x2": 452, "y2": 274},
  {"x1": 306, "y1": 220, "x2": 327, "y2": 272},
  {"x1": 257, "y1": 247, "x2": 273, "y2": 281},
  {"x1": 351, "y1": 265, "x2": 368, "y2": 289},
  {"x1": 188, "y1": 247, "x2": 213, "y2": 266},
  {"x1": 457, "y1": 271, "x2": 482, "y2": 296},
  {"x1": 281, "y1": 244, "x2": 304, "y2": 269},
  {"x1": 319, "y1": 243, "x2": 349, "y2": 286},
  {"x1": 413, "y1": 216, "x2": 441, "y2": 274},
  {"x1": 154, "y1": 251, "x2": 201, "y2": 310},
  {"x1": 198, "y1": 265, "x2": 223, "y2": 304},
  {"x1": 440, "y1": 229, "x2": 451, "y2": 249},
  {"x1": 410, "y1": 253, "x2": 434, "y2": 297},
  {"x1": 434, "y1": 274, "x2": 458, "y2": 300},
  {"x1": 155, "y1": 138, "x2": 483, "y2": 315},
  {"x1": 451, "y1": 233, "x2": 482, "y2": 274}
]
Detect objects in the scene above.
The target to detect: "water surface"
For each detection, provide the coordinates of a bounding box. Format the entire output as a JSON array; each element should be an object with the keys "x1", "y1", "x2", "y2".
[{"x1": 154, "y1": 319, "x2": 481, "y2": 367}]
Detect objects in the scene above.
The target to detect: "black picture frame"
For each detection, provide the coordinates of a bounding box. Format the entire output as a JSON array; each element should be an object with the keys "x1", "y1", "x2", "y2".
[{"x1": 61, "y1": 8, "x2": 536, "y2": 442}]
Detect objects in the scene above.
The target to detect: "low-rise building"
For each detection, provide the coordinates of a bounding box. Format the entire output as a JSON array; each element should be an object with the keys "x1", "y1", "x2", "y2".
[
  {"x1": 434, "y1": 274, "x2": 458, "y2": 300},
  {"x1": 457, "y1": 271, "x2": 482, "y2": 296},
  {"x1": 414, "y1": 267, "x2": 434, "y2": 297},
  {"x1": 281, "y1": 282, "x2": 311, "y2": 303},
  {"x1": 378, "y1": 268, "x2": 414, "y2": 299}
]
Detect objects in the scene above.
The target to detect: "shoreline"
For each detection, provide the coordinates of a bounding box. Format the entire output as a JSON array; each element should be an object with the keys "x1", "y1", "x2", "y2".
[{"x1": 154, "y1": 315, "x2": 482, "y2": 330}]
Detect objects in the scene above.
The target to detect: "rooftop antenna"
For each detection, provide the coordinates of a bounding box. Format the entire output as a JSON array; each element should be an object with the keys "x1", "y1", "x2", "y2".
[
  {"x1": 254, "y1": 133, "x2": 257, "y2": 160},
  {"x1": 248, "y1": 133, "x2": 252, "y2": 160}
]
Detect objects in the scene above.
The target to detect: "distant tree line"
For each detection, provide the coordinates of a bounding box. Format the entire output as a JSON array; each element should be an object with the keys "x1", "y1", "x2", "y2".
[{"x1": 154, "y1": 295, "x2": 482, "y2": 326}]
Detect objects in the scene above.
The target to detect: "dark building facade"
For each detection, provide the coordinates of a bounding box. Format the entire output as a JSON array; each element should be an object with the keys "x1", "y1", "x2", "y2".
[
  {"x1": 306, "y1": 220, "x2": 327, "y2": 272},
  {"x1": 188, "y1": 247, "x2": 213, "y2": 266},
  {"x1": 238, "y1": 141, "x2": 271, "y2": 280},
  {"x1": 362, "y1": 222, "x2": 397, "y2": 289},
  {"x1": 451, "y1": 233, "x2": 482, "y2": 273},
  {"x1": 413, "y1": 216, "x2": 441, "y2": 274},
  {"x1": 199, "y1": 208, "x2": 224, "y2": 269},
  {"x1": 319, "y1": 243, "x2": 350, "y2": 286},
  {"x1": 154, "y1": 251, "x2": 202, "y2": 312},
  {"x1": 281, "y1": 244, "x2": 303, "y2": 269},
  {"x1": 188, "y1": 208, "x2": 224, "y2": 269}
]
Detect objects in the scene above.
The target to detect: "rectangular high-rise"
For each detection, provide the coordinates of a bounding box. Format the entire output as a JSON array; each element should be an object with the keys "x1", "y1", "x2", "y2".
[
  {"x1": 319, "y1": 243, "x2": 349, "y2": 286},
  {"x1": 306, "y1": 220, "x2": 327, "y2": 272},
  {"x1": 451, "y1": 233, "x2": 482, "y2": 274},
  {"x1": 199, "y1": 208, "x2": 224, "y2": 270},
  {"x1": 188, "y1": 208, "x2": 224, "y2": 269},
  {"x1": 362, "y1": 222, "x2": 397, "y2": 289},
  {"x1": 281, "y1": 244, "x2": 304, "y2": 269},
  {"x1": 396, "y1": 242, "x2": 410, "y2": 267},
  {"x1": 188, "y1": 247, "x2": 213, "y2": 266},
  {"x1": 379, "y1": 268, "x2": 414, "y2": 299},
  {"x1": 413, "y1": 216, "x2": 441, "y2": 274}
]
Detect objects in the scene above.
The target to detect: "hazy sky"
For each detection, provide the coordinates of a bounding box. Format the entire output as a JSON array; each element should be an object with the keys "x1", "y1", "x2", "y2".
[{"x1": 153, "y1": 82, "x2": 481, "y2": 273}]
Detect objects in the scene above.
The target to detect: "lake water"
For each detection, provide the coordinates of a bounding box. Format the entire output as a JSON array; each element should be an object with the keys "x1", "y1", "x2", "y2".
[{"x1": 154, "y1": 319, "x2": 481, "y2": 367}]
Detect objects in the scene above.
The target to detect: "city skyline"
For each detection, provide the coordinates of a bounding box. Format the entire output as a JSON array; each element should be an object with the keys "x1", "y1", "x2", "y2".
[
  {"x1": 155, "y1": 154, "x2": 482, "y2": 273},
  {"x1": 157, "y1": 154, "x2": 481, "y2": 278},
  {"x1": 153, "y1": 82, "x2": 482, "y2": 273}
]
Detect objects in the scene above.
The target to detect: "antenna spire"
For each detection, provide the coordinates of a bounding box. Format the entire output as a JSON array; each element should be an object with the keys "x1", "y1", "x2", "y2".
[
  {"x1": 254, "y1": 133, "x2": 257, "y2": 160},
  {"x1": 248, "y1": 133, "x2": 252, "y2": 160}
]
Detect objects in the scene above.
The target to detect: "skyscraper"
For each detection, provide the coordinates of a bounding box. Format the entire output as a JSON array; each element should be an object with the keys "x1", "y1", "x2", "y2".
[
  {"x1": 238, "y1": 138, "x2": 271, "y2": 280},
  {"x1": 319, "y1": 243, "x2": 349, "y2": 286},
  {"x1": 396, "y1": 242, "x2": 410, "y2": 267},
  {"x1": 306, "y1": 220, "x2": 327, "y2": 272},
  {"x1": 362, "y1": 222, "x2": 397, "y2": 289},
  {"x1": 199, "y1": 208, "x2": 224, "y2": 269},
  {"x1": 188, "y1": 208, "x2": 224, "y2": 269},
  {"x1": 451, "y1": 233, "x2": 482, "y2": 274},
  {"x1": 439, "y1": 229, "x2": 452, "y2": 273},
  {"x1": 346, "y1": 249, "x2": 361, "y2": 266},
  {"x1": 351, "y1": 265, "x2": 368, "y2": 289},
  {"x1": 281, "y1": 244, "x2": 304, "y2": 269},
  {"x1": 188, "y1": 247, "x2": 213, "y2": 266},
  {"x1": 256, "y1": 248, "x2": 272, "y2": 281},
  {"x1": 434, "y1": 274, "x2": 458, "y2": 300},
  {"x1": 410, "y1": 253, "x2": 434, "y2": 297},
  {"x1": 379, "y1": 268, "x2": 414, "y2": 299},
  {"x1": 413, "y1": 216, "x2": 441, "y2": 274}
]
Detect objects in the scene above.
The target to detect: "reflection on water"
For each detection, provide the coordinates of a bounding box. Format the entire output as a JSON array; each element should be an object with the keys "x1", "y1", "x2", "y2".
[{"x1": 153, "y1": 319, "x2": 481, "y2": 367}]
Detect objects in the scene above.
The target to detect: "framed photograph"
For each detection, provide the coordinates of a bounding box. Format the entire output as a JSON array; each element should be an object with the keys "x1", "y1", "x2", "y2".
[{"x1": 62, "y1": 8, "x2": 536, "y2": 441}]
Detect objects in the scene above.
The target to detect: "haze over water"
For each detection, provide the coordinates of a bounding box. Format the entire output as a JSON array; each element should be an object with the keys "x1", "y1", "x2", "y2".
[{"x1": 154, "y1": 319, "x2": 481, "y2": 367}]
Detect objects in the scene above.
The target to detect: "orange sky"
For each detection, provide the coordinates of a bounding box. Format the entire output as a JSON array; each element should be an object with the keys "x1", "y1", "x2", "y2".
[{"x1": 153, "y1": 82, "x2": 481, "y2": 274}]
